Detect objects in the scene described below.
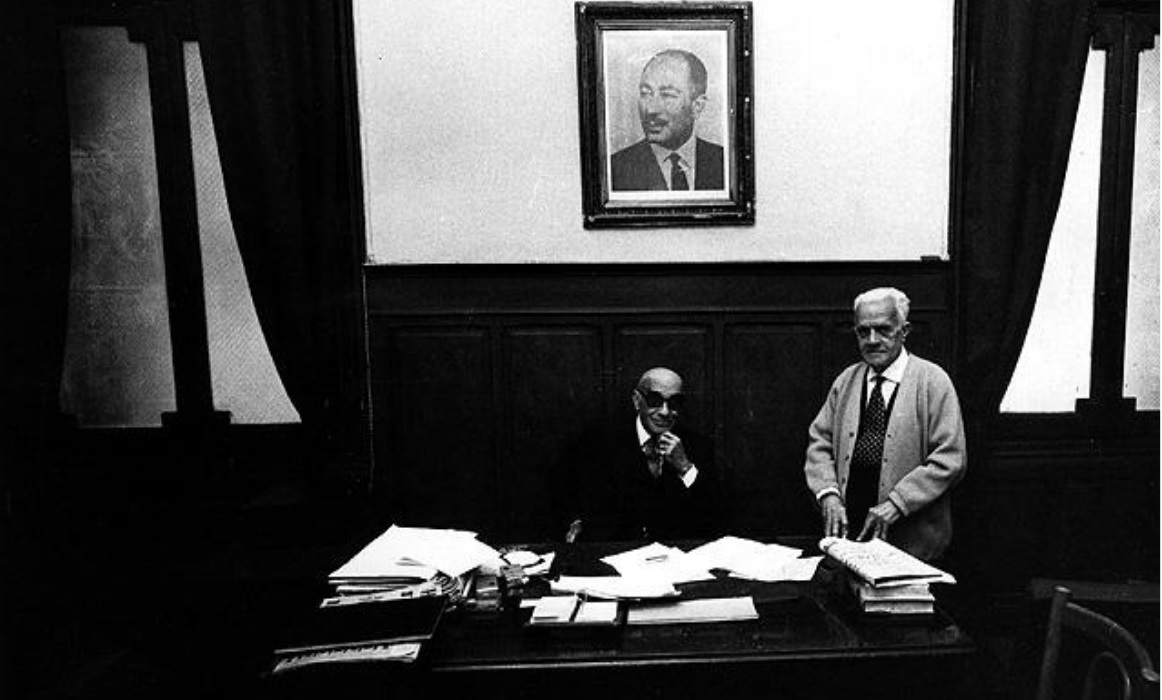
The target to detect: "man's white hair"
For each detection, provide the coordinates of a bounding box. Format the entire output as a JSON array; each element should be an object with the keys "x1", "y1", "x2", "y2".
[{"x1": 853, "y1": 287, "x2": 910, "y2": 323}]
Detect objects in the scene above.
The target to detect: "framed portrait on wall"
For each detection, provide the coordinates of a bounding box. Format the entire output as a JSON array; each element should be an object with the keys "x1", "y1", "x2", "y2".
[{"x1": 575, "y1": 2, "x2": 754, "y2": 228}]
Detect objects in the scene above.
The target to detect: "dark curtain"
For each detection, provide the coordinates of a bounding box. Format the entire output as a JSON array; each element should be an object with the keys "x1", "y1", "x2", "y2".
[
  {"x1": 957, "y1": 0, "x2": 1094, "y2": 430},
  {"x1": 1, "y1": 9, "x2": 72, "y2": 697},
  {"x1": 194, "y1": 0, "x2": 365, "y2": 462},
  {"x1": 0, "y1": 10, "x2": 73, "y2": 474}
]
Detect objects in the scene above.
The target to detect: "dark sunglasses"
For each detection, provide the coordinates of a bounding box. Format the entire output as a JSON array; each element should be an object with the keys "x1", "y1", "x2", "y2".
[{"x1": 638, "y1": 390, "x2": 685, "y2": 410}]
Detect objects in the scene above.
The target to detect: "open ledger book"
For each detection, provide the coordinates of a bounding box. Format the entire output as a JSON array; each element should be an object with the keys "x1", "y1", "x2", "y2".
[{"x1": 819, "y1": 537, "x2": 955, "y2": 587}]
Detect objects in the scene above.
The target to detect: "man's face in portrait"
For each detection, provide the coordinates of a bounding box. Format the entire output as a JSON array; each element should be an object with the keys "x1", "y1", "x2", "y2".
[
  {"x1": 854, "y1": 297, "x2": 910, "y2": 373},
  {"x1": 637, "y1": 54, "x2": 706, "y2": 151}
]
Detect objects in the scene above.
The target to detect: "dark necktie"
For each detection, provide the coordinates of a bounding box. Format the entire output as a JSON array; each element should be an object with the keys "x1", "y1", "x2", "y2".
[
  {"x1": 846, "y1": 375, "x2": 887, "y2": 532},
  {"x1": 642, "y1": 437, "x2": 663, "y2": 478},
  {"x1": 668, "y1": 153, "x2": 689, "y2": 191}
]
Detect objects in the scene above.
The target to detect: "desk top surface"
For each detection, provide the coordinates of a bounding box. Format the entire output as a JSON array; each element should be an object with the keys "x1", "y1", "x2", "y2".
[{"x1": 426, "y1": 538, "x2": 973, "y2": 672}]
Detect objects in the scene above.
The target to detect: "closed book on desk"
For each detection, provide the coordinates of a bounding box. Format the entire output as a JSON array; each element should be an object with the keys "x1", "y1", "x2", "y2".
[
  {"x1": 847, "y1": 574, "x2": 937, "y2": 616},
  {"x1": 273, "y1": 595, "x2": 447, "y2": 657},
  {"x1": 861, "y1": 599, "x2": 935, "y2": 615},
  {"x1": 852, "y1": 580, "x2": 934, "y2": 602}
]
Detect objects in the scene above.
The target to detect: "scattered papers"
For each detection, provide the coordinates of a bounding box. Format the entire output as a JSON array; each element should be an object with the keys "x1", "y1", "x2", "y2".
[
  {"x1": 601, "y1": 543, "x2": 715, "y2": 584},
  {"x1": 767, "y1": 555, "x2": 823, "y2": 582},
  {"x1": 551, "y1": 575, "x2": 679, "y2": 600},
  {"x1": 627, "y1": 597, "x2": 759, "y2": 625},
  {"x1": 686, "y1": 536, "x2": 810, "y2": 582}
]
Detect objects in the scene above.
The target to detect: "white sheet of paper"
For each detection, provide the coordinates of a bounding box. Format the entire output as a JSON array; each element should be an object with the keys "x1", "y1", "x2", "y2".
[
  {"x1": 778, "y1": 555, "x2": 823, "y2": 581},
  {"x1": 573, "y1": 600, "x2": 620, "y2": 624},
  {"x1": 601, "y1": 543, "x2": 715, "y2": 584},
  {"x1": 551, "y1": 575, "x2": 679, "y2": 600},
  {"x1": 685, "y1": 536, "x2": 803, "y2": 580},
  {"x1": 529, "y1": 595, "x2": 579, "y2": 623},
  {"x1": 626, "y1": 596, "x2": 759, "y2": 625},
  {"x1": 729, "y1": 555, "x2": 823, "y2": 582}
]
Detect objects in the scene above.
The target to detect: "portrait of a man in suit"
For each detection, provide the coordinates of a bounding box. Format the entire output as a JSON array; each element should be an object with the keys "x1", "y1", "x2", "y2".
[{"x1": 609, "y1": 49, "x2": 725, "y2": 192}]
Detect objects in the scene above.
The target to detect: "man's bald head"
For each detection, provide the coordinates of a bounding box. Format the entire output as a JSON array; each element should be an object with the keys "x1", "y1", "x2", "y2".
[{"x1": 633, "y1": 367, "x2": 685, "y2": 435}]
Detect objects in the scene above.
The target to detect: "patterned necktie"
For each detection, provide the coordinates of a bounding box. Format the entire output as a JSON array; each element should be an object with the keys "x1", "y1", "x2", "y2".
[
  {"x1": 642, "y1": 437, "x2": 663, "y2": 478},
  {"x1": 668, "y1": 153, "x2": 689, "y2": 191},
  {"x1": 847, "y1": 375, "x2": 887, "y2": 529}
]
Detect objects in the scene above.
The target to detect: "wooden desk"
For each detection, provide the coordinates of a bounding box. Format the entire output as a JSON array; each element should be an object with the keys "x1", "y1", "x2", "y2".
[{"x1": 272, "y1": 539, "x2": 975, "y2": 700}]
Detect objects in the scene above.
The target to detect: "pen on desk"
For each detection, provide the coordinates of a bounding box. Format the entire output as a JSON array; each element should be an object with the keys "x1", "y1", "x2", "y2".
[{"x1": 569, "y1": 592, "x2": 586, "y2": 622}]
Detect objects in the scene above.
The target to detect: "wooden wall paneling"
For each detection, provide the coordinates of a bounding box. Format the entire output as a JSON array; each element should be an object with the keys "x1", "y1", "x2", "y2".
[
  {"x1": 613, "y1": 321, "x2": 715, "y2": 441},
  {"x1": 953, "y1": 440, "x2": 1159, "y2": 588},
  {"x1": 374, "y1": 326, "x2": 497, "y2": 533},
  {"x1": 500, "y1": 325, "x2": 603, "y2": 541},
  {"x1": 364, "y1": 262, "x2": 956, "y2": 544},
  {"x1": 722, "y1": 321, "x2": 822, "y2": 538}
]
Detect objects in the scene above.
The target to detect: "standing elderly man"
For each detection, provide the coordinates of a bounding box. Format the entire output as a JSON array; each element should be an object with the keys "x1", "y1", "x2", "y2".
[
  {"x1": 610, "y1": 49, "x2": 725, "y2": 192},
  {"x1": 804, "y1": 288, "x2": 966, "y2": 562},
  {"x1": 559, "y1": 367, "x2": 717, "y2": 542}
]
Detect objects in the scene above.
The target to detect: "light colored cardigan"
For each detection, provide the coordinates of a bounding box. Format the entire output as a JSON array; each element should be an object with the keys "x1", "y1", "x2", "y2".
[{"x1": 804, "y1": 354, "x2": 967, "y2": 561}]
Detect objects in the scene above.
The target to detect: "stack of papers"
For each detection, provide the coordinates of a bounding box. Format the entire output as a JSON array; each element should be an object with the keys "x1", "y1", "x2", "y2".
[
  {"x1": 686, "y1": 536, "x2": 822, "y2": 582},
  {"x1": 328, "y1": 525, "x2": 501, "y2": 599}
]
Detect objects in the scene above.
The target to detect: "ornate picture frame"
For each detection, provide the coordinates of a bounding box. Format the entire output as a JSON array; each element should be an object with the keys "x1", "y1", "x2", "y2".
[{"x1": 575, "y1": 2, "x2": 754, "y2": 228}]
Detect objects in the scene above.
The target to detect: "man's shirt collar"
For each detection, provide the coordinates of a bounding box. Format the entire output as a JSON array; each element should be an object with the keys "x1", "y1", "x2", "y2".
[
  {"x1": 648, "y1": 137, "x2": 697, "y2": 180},
  {"x1": 868, "y1": 347, "x2": 909, "y2": 385},
  {"x1": 636, "y1": 417, "x2": 653, "y2": 446}
]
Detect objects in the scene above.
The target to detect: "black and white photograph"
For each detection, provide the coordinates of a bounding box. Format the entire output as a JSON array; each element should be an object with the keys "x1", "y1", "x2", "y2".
[{"x1": 2, "y1": 0, "x2": 1158, "y2": 699}]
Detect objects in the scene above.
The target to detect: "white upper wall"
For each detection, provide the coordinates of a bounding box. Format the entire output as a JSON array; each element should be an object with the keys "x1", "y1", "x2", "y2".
[{"x1": 354, "y1": 0, "x2": 955, "y2": 264}]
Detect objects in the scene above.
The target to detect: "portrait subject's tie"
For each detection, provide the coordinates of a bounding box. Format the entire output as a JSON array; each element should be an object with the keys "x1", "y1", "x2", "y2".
[{"x1": 668, "y1": 153, "x2": 689, "y2": 191}]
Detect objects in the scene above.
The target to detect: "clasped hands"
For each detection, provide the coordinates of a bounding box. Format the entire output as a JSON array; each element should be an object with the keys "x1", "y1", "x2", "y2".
[
  {"x1": 820, "y1": 493, "x2": 901, "y2": 541},
  {"x1": 651, "y1": 432, "x2": 693, "y2": 477}
]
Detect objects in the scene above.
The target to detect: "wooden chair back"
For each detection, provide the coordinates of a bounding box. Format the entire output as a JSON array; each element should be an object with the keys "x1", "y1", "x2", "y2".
[{"x1": 1036, "y1": 585, "x2": 1159, "y2": 700}]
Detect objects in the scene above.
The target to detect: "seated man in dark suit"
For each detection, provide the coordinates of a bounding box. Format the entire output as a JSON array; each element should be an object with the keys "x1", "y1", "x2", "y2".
[
  {"x1": 558, "y1": 367, "x2": 718, "y2": 542},
  {"x1": 610, "y1": 49, "x2": 725, "y2": 192}
]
